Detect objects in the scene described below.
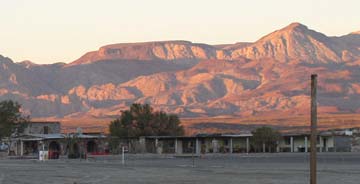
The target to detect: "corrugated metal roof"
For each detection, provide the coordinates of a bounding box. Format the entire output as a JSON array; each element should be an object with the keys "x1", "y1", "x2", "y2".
[
  {"x1": 144, "y1": 133, "x2": 253, "y2": 139},
  {"x1": 11, "y1": 133, "x2": 106, "y2": 141},
  {"x1": 28, "y1": 134, "x2": 65, "y2": 139}
]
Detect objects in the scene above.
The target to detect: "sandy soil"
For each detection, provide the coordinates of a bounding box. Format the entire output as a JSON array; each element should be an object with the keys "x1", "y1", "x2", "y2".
[{"x1": 0, "y1": 153, "x2": 359, "y2": 184}]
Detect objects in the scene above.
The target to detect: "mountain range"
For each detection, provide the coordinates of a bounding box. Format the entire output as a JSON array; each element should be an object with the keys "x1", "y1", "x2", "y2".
[{"x1": 1, "y1": 22, "x2": 360, "y2": 120}]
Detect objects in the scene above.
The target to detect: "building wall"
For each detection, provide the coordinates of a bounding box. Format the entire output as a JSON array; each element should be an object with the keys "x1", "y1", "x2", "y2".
[
  {"x1": 10, "y1": 134, "x2": 355, "y2": 157},
  {"x1": 351, "y1": 136, "x2": 360, "y2": 152},
  {"x1": 333, "y1": 136, "x2": 351, "y2": 152},
  {"x1": 293, "y1": 136, "x2": 307, "y2": 152},
  {"x1": 322, "y1": 136, "x2": 335, "y2": 152},
  {"x1": 24, "y1": 122, "x2": 61, "y2": 134},
  {"x1": 278, "y1": 135, "x2": 337, "y2": 152}
]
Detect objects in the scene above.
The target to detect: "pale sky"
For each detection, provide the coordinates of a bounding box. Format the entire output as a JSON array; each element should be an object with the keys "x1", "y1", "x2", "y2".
[{"x1": 0, "y1": 0, "x2": 359, "y2": 64}]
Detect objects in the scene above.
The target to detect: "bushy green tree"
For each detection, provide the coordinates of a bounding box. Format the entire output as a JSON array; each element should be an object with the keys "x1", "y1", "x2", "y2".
[
  {"x1": 66, "y1": 135, "x2": 81, "y2": 159},
  {"x1": 0, "y1": 100, "x2": 28, "y2": 139},
  {"x1": 251, "y1": 126, "x2": 280, "y2": 152},
  {"x1": 109, "y1": 103, "x2": 184, "y2": 137}
]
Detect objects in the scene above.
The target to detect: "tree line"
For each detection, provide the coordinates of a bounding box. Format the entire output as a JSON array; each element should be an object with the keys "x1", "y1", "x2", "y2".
[
  {"x1": 109, "y1": 103, "x2": 184, "y2": 137},
  {"x1": 0, "y1": 100, "x2": 281, "y2": 152}
]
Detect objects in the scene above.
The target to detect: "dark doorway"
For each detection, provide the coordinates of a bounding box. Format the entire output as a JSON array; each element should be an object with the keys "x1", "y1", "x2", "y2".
[
  {"x1": 48, "y1": 141, "x2": 60, "y2": 159},
  {"x1": 87, "y1": 140, "x2": 97, "y2": 154},
  {"x1": 73, "y1": 143, "x2": 80, "y2": 156}
]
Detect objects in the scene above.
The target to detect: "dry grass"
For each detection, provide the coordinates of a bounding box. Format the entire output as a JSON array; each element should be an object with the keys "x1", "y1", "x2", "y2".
[
  {"x1": 181, "y1": 114, "x2": 360, "y2": 135},
  {"x1": 33, "y1": 113, "x2": 360, "y2": 135}
]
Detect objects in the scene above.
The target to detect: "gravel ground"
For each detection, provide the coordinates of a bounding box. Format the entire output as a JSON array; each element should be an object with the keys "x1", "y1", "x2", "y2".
[{"x1": 0, "y1": 153, "x2": 359, "y2": 184}]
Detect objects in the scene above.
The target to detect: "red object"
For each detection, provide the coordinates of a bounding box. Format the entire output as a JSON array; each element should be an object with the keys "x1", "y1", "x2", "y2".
[{"x1": 48, "y1": 151, "x2": 59, "y2": 159}]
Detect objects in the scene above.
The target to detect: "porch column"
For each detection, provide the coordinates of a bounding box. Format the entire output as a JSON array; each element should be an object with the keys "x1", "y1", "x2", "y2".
[
  {"x1": 20, "y1": 140, "x2": 24, "y2": 156},
  {"x1": 7, "y1": 141, "x2": 10, "y2": 155},
  {"x1": 319, "y1": 136, "x2": 322, "y2": 153},
  {"x1": 305, "y1": 136, "x2": 308, "y2": 152},
  {"x1": 14, "y1": 141, "x2": 17, "y2": 155},
  {"x1": 195, "y1": 138, "x2": 200, "y2": 155},
  {"x1": 212, "y1": 138, "x2": 218, "y2": 153},
  {"x1": 229, "y1": 138, "x2": 233, "y2": 154},
  {"x1": 139, "y1": 137, "x2": 146, "y2": 153},
  {"x1": 325, "y1": 138, "x2": 328, "y2": 152},
  {"x1": 290, "y1": 136, "x2": 294, "y2": 153},
  {"x1": 174, "y1": 138, "x2": 178, "y2": 154},
  {"x1": 155, "y1": 138, "x2": 161, "y2": 154},
  {"x1": 262, "y1": 143, "x2": 266, "y2": 153},
  {"x1": 177, "y1": 139, "x2": 183, "y2": 154},
  {"x1": 246, "y1": 137, "x2": 249, "y2": 153}
]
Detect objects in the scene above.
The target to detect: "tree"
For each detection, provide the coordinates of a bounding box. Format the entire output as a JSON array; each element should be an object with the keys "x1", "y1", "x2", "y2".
[
  {"x1": 109, "y1": 103, "x2": 184, "y2": 137},
  {"x1": 0, "y1": 100, "x2": 28, "y2": 139},
  {"x1": 66, "y1": 134, "x2": 82, "y2": 159},
  {"x1": 251, "y1": 126, "x2": 280, "y2": 152}
]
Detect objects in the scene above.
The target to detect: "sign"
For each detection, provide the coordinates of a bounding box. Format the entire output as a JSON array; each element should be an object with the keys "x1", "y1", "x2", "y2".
[{"x1": 39, "y1": 151, "x2": 49, "y2": 161}]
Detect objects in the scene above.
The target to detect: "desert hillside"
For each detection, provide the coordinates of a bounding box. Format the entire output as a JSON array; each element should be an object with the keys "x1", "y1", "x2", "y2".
[{"x1": 0, "y1": 22, "x2": 359, "y2": 123}]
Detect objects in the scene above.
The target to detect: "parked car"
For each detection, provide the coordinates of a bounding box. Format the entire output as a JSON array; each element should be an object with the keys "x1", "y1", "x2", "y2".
[{"x1": 0, "y1": 143, "x2": 9, "y2": 152}]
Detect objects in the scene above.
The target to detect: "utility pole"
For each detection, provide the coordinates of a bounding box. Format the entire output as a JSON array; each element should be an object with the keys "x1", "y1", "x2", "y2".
[
  {"x1": 192, "y1": 140, "x2": 196, "y2": 167},
  {"x1": 310, "y1": 74, "x2": 318, "y2": 184}
]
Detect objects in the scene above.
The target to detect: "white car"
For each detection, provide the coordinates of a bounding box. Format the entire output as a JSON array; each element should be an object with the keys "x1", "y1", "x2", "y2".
[{"x1": 0, "y1": 143, "x2": 9, "y2": 151}]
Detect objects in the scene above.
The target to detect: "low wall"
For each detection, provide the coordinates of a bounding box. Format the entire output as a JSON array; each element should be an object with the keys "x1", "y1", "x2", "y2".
[
  {"x1": 351, "y1": 136, "x2": 360, "y2": 152},
  {"x1": 0, "y1": 151, "x2": 8, "y2": 159}
]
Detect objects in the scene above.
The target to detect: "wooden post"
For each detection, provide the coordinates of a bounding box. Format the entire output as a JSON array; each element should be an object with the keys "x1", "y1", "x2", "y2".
[
  {"x1": 262, "y1": 143, "x2": 266, "y2": 153},
  {"x1": 195, "y1": 138, "x2": 200, "y2": 155},
  {"x1": 192, "y1": 140, "x2": 195, "y2": 167},
  {"x1": 175, "y1": 138, "x2": 178, "y2": 154},
  {"x1": 246, "y1": 137, "x2": 249, "y2": 153},
  {"x1": 310, "y1": 74, "x2": 318, "y2": 184},
  {"x1": 20, "y1": 140, "x2": 24, "y2": 156}
]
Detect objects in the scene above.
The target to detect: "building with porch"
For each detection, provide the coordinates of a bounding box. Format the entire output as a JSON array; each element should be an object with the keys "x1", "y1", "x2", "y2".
[
  {"x1": 8, "y1": 121, "x2": 108, "y2": 159},
  {"x1": 139, "y1": 130, "x2": 353, "y2": 155},
  {"x1": 3, "y1": 121, "x2": 356, "y2": 158},
  {"x1": 142, "y1": 133, "x2": 252, "y2": 155},
  {"x1": 279, "y1": 131, "x2": 352, "y2": 153}
]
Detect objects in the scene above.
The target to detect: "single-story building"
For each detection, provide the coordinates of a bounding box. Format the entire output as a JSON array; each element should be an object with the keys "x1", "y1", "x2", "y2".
[
  {"x1": 2, "y1": 121, "x2": 357, "y2": 158},
  {"x1": 7, "y1": 122, "x2": 108, "y2": 159},
  {"x1": 143, "y1": 130, "x2": 353, "y2": 154}
]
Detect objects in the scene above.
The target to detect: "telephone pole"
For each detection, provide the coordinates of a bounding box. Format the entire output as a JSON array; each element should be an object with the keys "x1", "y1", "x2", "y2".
[{"x1": 310, "y1": 74, "x2": 318, "y2": 184}]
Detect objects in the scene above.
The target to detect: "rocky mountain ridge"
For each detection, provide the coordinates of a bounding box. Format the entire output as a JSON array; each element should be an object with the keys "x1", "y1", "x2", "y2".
[{"x1": 0, "y1": 22, "x2": 359, "y2": 118}]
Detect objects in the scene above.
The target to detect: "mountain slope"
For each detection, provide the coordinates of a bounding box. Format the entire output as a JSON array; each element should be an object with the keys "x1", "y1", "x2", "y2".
[
  {"x1": 70, "y1": 40, "x2": 230, "y2": 66},
  {"x1": 230, "y1": 23, "x2": 359, "y2": 63},
  {"x1": 75, "y1": 59, "x2": 360, "y2": 117},
  {"x1": 0, "y1": 22, "x2": 359, "y2": 118}
]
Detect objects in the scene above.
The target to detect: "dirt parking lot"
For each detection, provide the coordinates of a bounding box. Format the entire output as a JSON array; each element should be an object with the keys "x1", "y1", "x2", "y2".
[{"x1": 0, "y1": 153, "x2": 359, "y2": 184}]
